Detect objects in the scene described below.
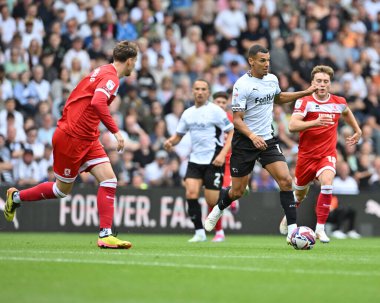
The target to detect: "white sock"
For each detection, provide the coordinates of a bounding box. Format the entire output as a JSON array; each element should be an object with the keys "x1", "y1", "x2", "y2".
[
  {"x1": 215, "y1": 229, "x2": 224, "y2": 237},
  {"x1": 99, "y1": 228, "x2": 112, "y2": 238},
  {"x1": 316, "y1": 223, "x2": 325, "y2": 232},
  {"x1": 287, "y1": 223, "x2": 297, "y2": 237},
  {"x1": 195, "y1": 229, "x2": 206, "y2": 237},
  {"x1": 13, "y1": 192, "x2": 21, "y2": 203}
]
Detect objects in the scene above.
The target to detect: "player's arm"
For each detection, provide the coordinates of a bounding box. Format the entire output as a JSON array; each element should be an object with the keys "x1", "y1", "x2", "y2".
[
  {"x1": 274, "y1": 85, "x2": 317, "y2": 104},
  {"x1": 164, "y1": 133, "x2": 184, "y2": 152},
  {"x1": 213, "y1": 129, "x2": 234, "y2": 167},
  {"x1": 341, "y1": 107, "x2": 362, "y2": 145},
  {"x1": 233, "y1": 111, "x2": 267, "y2": 150},
  {"x1": 91, "y1": 91, "x2": 124, "y2": 151},
  {"x1": 288, "y1": 114, "x2": 334, "y2": 133}
]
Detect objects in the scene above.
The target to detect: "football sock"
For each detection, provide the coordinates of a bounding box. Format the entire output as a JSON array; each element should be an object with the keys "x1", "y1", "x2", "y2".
[
  {"x1": 280, "y1": 191, "x2": 297, "y2": 225},
  {"x1": 17, "y1": 182, "x2": 67, "y2": 202},
  {"x1": 316, "y1": 185, "x2": 333, "y2": 224},
  {"x1": 97, "y1": 178, "x2": 117, "y2": 229},
  {"x1": 187, "y1": 199, "x2": 203, "y2": 229},
  {"x1": 209, "y1": 206, "x2": 223, "y2": 231},
  {"x1": 99, "y1": 228, "x2": 112, "y2": 238},
  {"x1": 217, "y1": 186, "x2": 233, "y2": 210}
]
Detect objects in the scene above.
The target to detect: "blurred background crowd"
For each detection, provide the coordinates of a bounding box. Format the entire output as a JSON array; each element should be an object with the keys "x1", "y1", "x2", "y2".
[{"x1": 0, "y1": 0, "x2": 380, "y2": 194}]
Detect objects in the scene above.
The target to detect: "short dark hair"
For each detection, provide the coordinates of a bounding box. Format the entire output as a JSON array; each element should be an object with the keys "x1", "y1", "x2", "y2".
[
  {"x1": 113, "y1": 41, "x2": 138, "y2": 62},
  {"x1": 248, "y1": 44, "x2": 269, "y2": 57},
  {"x1": 213, "y1": 91, "x2": 228, "y2": 100},
  {"x1": 193, "y1": 78, "x2": 210, "y2": 90}
]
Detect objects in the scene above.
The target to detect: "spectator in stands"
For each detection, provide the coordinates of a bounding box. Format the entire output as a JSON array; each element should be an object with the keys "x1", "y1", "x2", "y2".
[
  {"x1": 327, "y1": 195, "x2": 362, "y2": 240},
  {"x1": 0, "y1": 134, "x2": 14, "y2": 185},
  {"x1": 333, "y1": 161, "x2": 360, "y2": 195},
  {"x1": 23, "y1": 127, "x2": 44, "y2": 160},
  {"x1": 144, "y1": 150, "x2": 173, "y2": 187},
  {"x1": 13, "y1": 148, "x2": 40, "y2": 186}
]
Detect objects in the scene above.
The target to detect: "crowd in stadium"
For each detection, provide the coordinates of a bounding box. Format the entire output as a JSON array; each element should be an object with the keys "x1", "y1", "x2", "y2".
[{"x1": 0, "y1": 0, "x2": 380, "y2": 193}]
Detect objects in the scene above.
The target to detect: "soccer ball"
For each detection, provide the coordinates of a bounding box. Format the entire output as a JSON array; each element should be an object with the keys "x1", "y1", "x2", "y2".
[{"x1": 290, "y1": 226, "x2": 316, "y2": 250}]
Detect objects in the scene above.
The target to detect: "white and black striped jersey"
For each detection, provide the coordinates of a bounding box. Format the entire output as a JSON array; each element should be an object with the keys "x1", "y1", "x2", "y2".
[
  {"x1": 176, "y1": 101, "x2": 234, "y2": 164},
  {"x1": 231, "y1": 72, "x2": 281, "y2": 140}
]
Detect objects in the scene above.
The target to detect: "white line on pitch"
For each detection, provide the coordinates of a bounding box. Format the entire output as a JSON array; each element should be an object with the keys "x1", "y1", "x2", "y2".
[
  {"x1": 0, "y1": 256, "x2": 378, "y2": 277},
  {"x1": 0, "y1": 249, "x2": 377, "y2": 264}
]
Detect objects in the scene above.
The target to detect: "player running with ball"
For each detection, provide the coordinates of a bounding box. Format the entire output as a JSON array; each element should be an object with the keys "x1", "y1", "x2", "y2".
[{"x1": 279, "y1": 65, "x2": 362, "y2": 243}]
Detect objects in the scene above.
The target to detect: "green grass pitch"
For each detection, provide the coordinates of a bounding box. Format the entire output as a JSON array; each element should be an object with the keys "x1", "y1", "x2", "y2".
[{"x1": 0, "y1": 233, "x2": 379, "y2": 303}]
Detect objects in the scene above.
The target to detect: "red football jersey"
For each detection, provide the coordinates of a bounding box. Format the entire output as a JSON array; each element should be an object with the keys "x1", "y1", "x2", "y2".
[
  {"x1": 58, "y1": 64, "x2": 120, "y2": 140},
  {"x1": 293, "y1": 94, "x2": 347, "y2": 159}
]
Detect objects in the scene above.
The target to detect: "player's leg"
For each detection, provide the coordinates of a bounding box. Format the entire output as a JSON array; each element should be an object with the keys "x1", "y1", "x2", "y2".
[
  {"x1": 279, "y1": 156, "x2": 317, "y2": 235},
  {"x1": 223, "y1": 158, "x2": 239, "y2": 214},
  {"x1": 84, "y1": 140, "x2": 131, "y2": 249},
  {"x1": 205, "y1": 175, "x2": 249, "y2": 232},
  {"x1": 204, "y1": 163, "x2": 225, "y2": 241},
  {"x1": 314, "y1": 169, "x2": 336, "y2": 243},
  {"x1": 265, "y1": 160, "x2": 297, "y2": 242},
  {"x1": 4, "y1": 129, "x2": 77, "y2": 221},
  {"x1": 184, "y1": 177, "x2": 206, "y2": 242},
  {"x1": 205, "y1": 189, "x2": 225, "y2": 242},
  {"x1": 90, "y1": 161, "x2": 132, "y2": 249}
]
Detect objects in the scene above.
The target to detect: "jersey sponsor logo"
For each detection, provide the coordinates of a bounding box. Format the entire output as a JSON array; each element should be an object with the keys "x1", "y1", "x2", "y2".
[
  {"x1": 106, "y1": 80, "x2": 115, "y2": 90},
  {"x1": 189, "y1": 122, "x2": 207, "y2": 130},
  {"x1": 255, "y1": 93, "x2": 275, "y2": 105},
  {"x1": 319, "y1": 113, "x2": 335, "y2": 119}
]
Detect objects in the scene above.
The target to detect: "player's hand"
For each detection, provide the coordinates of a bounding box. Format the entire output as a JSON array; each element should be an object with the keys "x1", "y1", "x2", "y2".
[
  {"x1": 346, "y1": 131, "x2": 361, "y2": 146},
  {"x1": 113, "y1": 131, "x2": 124, "y2": 152},
  {"x1": 163, "y1": 139, "x2": 173, "y2": 152},
  {"x1": 212, "y1": 154, "x2": 225, "y2": 167},
  {"x1": 304, "y1": 84, "x2": 318, "y2": 95},
  {"x1": 314, "y1": 116, "x2": 334, "y2": 127},
  {"x1": 249, "y1": 134, "x2": 267, "y2": 150}
]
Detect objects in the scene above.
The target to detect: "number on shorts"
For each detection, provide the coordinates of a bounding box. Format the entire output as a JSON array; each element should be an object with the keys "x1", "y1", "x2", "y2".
[
  {"x1": 327, "y1": 156, "x2": 337, "y2": 168},
  {"x1": 214, "y1": 173, "x2": 222, "y2": 188}
]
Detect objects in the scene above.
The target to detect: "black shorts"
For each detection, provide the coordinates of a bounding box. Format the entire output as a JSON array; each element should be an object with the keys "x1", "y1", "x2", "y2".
[
  {"x1": 230, "y1": 133, "x2": 286, "y2": 177},
  {"x1": 185, "y1": 162, "x2": 224, "y2": 190}
]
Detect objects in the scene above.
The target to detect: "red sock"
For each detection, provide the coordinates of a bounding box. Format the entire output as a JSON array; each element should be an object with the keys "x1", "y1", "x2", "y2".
[
  {"x1": 19, "y1": 182, "x2": 57, "y2": 201},
  {"x1": 97, "y1": 186, "x2": 116, "y2": 229},
  {"x1": 316, "y1": 185, "x2": 333, "y2": 224},
  {"x1": 209, "y1": 206, "x2": 223, "y2": 231}
]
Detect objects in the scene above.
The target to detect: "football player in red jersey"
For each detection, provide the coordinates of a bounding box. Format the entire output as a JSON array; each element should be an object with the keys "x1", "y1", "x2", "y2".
[
  {"x1": 279, "y1": 65, "x2": 362, "y2": 243},
  {"x1": 4, "y1": 41, "x2": 138, "y2": 249}
]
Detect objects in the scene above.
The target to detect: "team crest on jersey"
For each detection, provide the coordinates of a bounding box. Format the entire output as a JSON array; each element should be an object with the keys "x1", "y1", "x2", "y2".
[
  {"x1": 106, "y1": 80, "x2": 115, "y2": 90},
  {"x1": 295, "y1": 100, "x2": 302, "y2": 109},
  {"x1": 64, "y1": 168, "x2": 71, "y2": 177}
]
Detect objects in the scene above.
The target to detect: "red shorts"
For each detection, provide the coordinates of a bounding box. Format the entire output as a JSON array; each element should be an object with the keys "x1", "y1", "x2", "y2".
[
  {"x1": 52, "y1": 128, "x2": 109, "y2": 183},
  {"x1": 294, "y1": 155, "x2": 336, "y2": 190}
]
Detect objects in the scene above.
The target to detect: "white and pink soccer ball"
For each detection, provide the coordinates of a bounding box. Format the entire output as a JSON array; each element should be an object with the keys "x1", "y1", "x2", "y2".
[{"x1": 290, "y1": 226, "x2": 316, "y2": 250}]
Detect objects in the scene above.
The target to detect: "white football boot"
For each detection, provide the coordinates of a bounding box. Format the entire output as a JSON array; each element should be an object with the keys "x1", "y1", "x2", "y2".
[
  {"x1": 279, "y1": 215, "x2": 288, "y2": 235},
  {"x1": 315, "y1": 228, "x2": 330, "y2": 243},
  {"x1": 205, "y1": 205, "x2": 223, "y2": 232}
]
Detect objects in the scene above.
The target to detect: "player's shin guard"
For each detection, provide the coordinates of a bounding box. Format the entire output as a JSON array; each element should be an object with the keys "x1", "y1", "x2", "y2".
[
  {"x1": 280, "y1": 191, "x2": 297, "y2": 225},
  {"x1": 209, "y1": 206, "x2": 222, "y2": 231},
  {"x1": 217, "y1": 186, "x2": 233, "y2": 210},
  {"x1": 98, "y1": 178, "x2": 117, "y2": 229},
  {"x1": 187, "y1": 199, "x2": 203, "y2": 229},
  {"x1": 19, "y1": 182, "x2": 67, "y2": 201},
  {"x1": 316, "y1": 185, "x2": 333, "y2": 224}
]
